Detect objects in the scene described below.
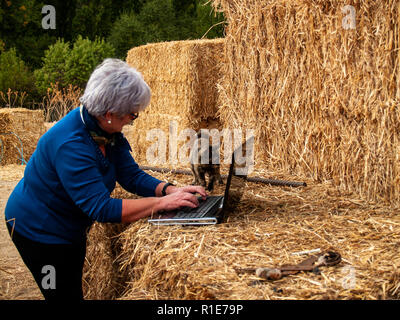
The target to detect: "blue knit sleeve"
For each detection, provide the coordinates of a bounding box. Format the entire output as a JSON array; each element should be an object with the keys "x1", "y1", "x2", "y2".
[
  {"x1": 54, "y1": 140, "x2": 122, "y2": 223},
  {"x1": 112, "y1": 138, "x2": 163, "y2": 197}
]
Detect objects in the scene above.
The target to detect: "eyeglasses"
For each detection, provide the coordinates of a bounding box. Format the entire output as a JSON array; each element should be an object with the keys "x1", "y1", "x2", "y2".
[{"x1": 130, "y1": 113, "x2": 139, "y2": 120}]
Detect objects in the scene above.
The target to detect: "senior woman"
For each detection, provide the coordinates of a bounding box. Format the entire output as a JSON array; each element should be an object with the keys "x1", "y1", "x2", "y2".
[{"x1": 4, "y1": 58, "x2": 206, "y2": 301}]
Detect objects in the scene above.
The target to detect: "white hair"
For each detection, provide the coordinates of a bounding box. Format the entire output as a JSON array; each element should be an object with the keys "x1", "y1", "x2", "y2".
[{"x1": 79, "y1": 58, "x2": 151, "y2": 117}]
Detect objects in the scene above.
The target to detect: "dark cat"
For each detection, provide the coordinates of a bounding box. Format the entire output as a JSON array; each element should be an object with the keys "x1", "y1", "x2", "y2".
[{"x1": 189, "y1": 131, "x2": 224, "y2": 191}]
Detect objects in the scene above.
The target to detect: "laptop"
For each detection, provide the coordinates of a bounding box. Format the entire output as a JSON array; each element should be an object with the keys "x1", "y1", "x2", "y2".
[{"x1": 148, "y1": 137, "x2": 253, "y2": 226}]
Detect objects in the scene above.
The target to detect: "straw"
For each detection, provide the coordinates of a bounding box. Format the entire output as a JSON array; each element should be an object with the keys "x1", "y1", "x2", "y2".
[
  {"x1": 212, "y1": 0, "x2": 400, "y2": 205},
  {"x1": 81, "y1": 170, "x2": 400, "y2": 300}
]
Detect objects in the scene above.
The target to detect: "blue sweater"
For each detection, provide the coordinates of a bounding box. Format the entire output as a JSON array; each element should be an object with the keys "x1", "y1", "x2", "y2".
[{"x1": 4, "y1": 106, "x2": 162, "y2": 244}]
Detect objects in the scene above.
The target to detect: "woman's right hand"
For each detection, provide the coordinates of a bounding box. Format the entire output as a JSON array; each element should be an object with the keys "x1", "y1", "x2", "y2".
[{"x1": 121, "y1": 189, "x2": 201, "y2": 223}]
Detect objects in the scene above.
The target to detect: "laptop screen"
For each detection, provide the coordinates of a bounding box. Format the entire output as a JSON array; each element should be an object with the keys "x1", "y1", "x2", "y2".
[{"x1": 222, "y1": 136, "x2": 254, "y2": 212}]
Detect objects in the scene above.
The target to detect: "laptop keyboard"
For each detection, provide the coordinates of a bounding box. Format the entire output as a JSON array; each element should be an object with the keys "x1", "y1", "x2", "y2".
[{"x1": 175, "y1": 196, "x2": 222, "y2": 219}]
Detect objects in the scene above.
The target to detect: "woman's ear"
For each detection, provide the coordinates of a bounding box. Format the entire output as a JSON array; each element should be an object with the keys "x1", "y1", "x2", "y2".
[{"x1": 104, "y1": 111, "x2": 113, "y2": 124}]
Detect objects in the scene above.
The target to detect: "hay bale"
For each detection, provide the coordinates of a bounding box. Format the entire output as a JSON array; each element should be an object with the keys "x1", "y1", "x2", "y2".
[
  {"x1": 83, "y1": 222, "x2": 128, "y2": 300},
  {"x1": 44, "y1": 121, "x2": 57, "y2": 132},
  {"x1": 0, "y1": 108, "x2": 45, "y2": 166},
  {"x1": 125, "y1": 39, "x2": 225, "y2": 167},
  {"x1": 82, "y1": 184, "x2": 137, "y2": 300},
  {"x1": 0, "y1": 164, "x2": 25, "y2": 181},
  {"x1": 110, "y1": 171, "x2": 400, "y2": 300},
  {"x1": 82, "y1": 167, "x2": 400, "y2": 300},
  {"x1": 81, "y1": 2, "x2": 400, "y2": 299},
  {"x1": 212, "y1": 0, "x2": 400, "y2": 204}
]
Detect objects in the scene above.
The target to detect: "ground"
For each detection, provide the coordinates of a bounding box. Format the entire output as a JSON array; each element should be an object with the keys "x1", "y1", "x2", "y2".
[{"x1": 0, "y1": 168, "x2": 43, "y2": 300}]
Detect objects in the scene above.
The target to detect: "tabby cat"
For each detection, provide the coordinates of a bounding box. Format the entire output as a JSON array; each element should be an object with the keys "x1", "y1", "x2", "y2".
[{"x1": 189, "y1": 131, "x2": 223, "y2": 191}]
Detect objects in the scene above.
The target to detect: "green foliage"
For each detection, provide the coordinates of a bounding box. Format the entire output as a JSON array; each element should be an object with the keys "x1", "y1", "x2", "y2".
[
  {"x1": 0, "y1": 0, "x2": 226, "y2": 106},
  {"x1": 71, "y1": 0, "x2": 113, "y2": 40},
  {"x1": 172, "y1": 0, "x2": 196, "y2": 14},
  {"x1": 140, "y1": 0, "x2": 179, "y2": 41},
  {"x1": 108, "y1": 11, "x2": 146, "y2": 59},
  {"x1": 35, "y1": 36, "x2": 115, "y2": 92},
  {"x1": 108, "y1": 0, "x2": 225, "y2": 59},
  {"x1": 0, "y1": 48, "x2": 35, "y2": 93},
  {"x1": 194, "y1": 1, "x2": 225, "y2": 39},
  {"x1": 108, "y1": 0, "x2": 180, "y2": 59},
  {"x1": 116, "y1": 0, "x2": 146, "y2": 15},
  {"x1": 0, "y1": 0, "x2": 53, "y2": 68},
  {"x1": 1, "y1": 0, "x2": 226, "y2": 67},
  {"x1": 34, "y1": 39, "x2": 70, "y2": 94},
  {"x1": 64, "y1": 36, "x2": 115, "y2": 88},
  {"x1": 0, "y1": 0, "x2": 42, "y2": 29}
]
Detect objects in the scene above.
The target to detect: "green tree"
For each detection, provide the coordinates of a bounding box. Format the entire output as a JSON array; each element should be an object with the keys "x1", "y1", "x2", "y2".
[
  {"x1": 35, "y1": 36, "x2": 115, "y2": 92},
  {"x1": 139, "y1": 0, "x2": 179, "y2": 42},
  {"x1": 34, "y1": 39, "x2": 70, "y2": 94},
  {"x1": 111, "y1": 0, "x2": 146, "y2": 16},
  {"x1": 109, "y1": 0, "x2": 225, "y2": 59},
  {"x1": 0, "y1": 0, "x2": 225, "y2": 73},
  {"x1": 108, "y1": 0, "x2": 180, "y2": 59},
  {"x1": 0, "y1": 0, "x2": 56, "y2": 68},
  {"x1": 47, "y1": 0, "x2": 77, "y2": 42},
  {"x1": 172, "y1": 0, "x2": 196, "y2": 15},
  {"x1": 108, "y1": 11, "x2": 146, "y2": 59},
  {"x1": 0, "y1": 48, "x2": 35, "y2": 93},
  {"x1": 64, "y1": 36, "x2": 115, "y2": 88},
  {"x1": 194, "y1": 0, "x2": 225, "y2": 39},
  {"x1": 71, "y1": 0, "x2": 113, "y2": 41}
]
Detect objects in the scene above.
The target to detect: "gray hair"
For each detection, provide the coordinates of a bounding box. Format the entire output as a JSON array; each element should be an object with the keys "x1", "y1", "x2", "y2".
[{"x1": 80, "y1": 58, "x2": 151, "y2": 117}]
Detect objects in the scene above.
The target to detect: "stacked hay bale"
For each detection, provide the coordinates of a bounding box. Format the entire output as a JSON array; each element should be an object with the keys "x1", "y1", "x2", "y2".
[
  {"x1": 124, "y1": 39, "x2": 225, "y2": 168},
  {"x1": 0, "y1": 108, "x2": 45, "y2": 165},
  {"x1": 84, "y1": 1, "x2": 400, "y2": 300},
  {"x1": 84, "y1": 39, "x2": 227, "y2": 299},
  {"x1": 212, "y1": 0, "x2": 400, "y2": 204}
]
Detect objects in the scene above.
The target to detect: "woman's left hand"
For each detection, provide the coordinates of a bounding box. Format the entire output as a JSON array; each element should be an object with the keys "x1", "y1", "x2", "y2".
[{"x1": 168, "y1": 185, "x2": 208, "y2": 200}]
